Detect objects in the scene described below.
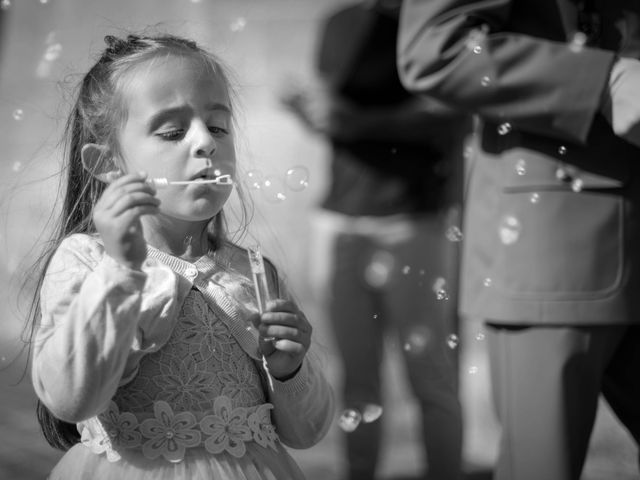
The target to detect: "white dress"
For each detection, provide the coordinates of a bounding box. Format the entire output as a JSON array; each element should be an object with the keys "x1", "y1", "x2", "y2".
[{"x1": 32, "y1": 234, "x2": 335, "y2": 480}]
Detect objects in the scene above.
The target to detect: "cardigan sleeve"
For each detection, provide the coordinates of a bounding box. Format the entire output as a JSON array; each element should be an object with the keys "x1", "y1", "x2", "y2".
[
  {"x1": 267, "y1": 355, "x2": 335, "y2": 449},
  {"x1": 32, "y1": 234, "x2": 179, "y2": 423},
  {"x1": 397, "y1": 0, "x2": 616, "y2": 143}
]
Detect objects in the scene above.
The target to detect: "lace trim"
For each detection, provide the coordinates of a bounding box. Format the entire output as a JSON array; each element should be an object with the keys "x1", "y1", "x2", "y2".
[{"x1": 81, "y1": 396, "x2": 279, "y2": 463}]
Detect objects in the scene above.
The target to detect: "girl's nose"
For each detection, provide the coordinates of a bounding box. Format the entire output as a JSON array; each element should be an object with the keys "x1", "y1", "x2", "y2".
[{"x1": 193, "y1": 123, "x2": 217, "y2": 158}]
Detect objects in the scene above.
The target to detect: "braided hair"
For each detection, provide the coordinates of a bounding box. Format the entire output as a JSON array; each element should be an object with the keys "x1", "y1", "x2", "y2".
[{"x1": 29, "y1": 32, "x2": 246, "y2": 450}]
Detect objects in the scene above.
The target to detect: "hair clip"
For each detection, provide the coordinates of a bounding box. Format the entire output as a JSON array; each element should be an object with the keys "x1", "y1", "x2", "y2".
[{"x1": 148, "y1": 174, "x2": 234, "y2": 188}]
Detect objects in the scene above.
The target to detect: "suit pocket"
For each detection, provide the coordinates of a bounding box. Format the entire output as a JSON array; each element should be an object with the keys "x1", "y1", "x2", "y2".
[
  {"x1": 494, "y1": 187, "x2": 624, "y2": 299},
  {"x1": 501, "y1": 149, "x2": 625, "y2": 192}
]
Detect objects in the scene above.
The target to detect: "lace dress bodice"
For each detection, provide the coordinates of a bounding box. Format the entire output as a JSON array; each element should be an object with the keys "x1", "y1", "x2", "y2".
[{"x1": 81, "y1": 288, "x2": 278, "y2": 463}]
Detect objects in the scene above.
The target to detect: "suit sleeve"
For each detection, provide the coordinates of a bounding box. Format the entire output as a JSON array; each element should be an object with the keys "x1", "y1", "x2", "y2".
[{"x1": 397, "y1": 0, "x2": 616, "y2": 143}]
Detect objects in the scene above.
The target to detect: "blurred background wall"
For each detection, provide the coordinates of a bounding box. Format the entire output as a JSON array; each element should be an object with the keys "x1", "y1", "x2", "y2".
[{"x1": 0, "y1": 1, "x2": 636, "y2": 479}]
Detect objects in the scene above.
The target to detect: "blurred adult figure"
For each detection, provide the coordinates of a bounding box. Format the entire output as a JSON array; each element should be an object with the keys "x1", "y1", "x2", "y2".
[
  {"x1": 397, "y1": 1, "x2": 640, "y2": 480},
  {"x1": 282, "y1": 1, "x2": 470, "y2": 479}
]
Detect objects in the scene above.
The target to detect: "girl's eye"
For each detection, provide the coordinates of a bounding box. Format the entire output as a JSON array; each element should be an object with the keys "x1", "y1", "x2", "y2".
[
  {"x1": 208, "y1": 126, "x2": 229, "y2": 136},
  {"x1": 157, "y1": 129, "x2": 185, "y2": 141}
]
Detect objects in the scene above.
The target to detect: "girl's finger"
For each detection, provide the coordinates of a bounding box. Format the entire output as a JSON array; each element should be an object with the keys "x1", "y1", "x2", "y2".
[
  {"x1": 107, "y1": 192, "x2": 161, "y2": 216},
  {"x1": 260, "y1": 325, "x2": 302, "y2": 341},
  {"x1": 264, "y1": 299, "x2": 298, "y2": 313},
  {"x1": 272, "y1": 339, "x2": 306, "y2": 355}
]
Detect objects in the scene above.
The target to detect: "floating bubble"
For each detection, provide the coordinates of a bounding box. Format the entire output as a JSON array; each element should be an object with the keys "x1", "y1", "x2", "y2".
[
  {"x1": 402, "y1": 265, "x2": 411, "y2": 275},
  {"x1": 558, "y1": 145, "x2": 567, "y2": 155},
  {"x1": 446, "y1": 333, "x2": 459, "y2": 350},
  {"x1": 436, "y1": 289, "x2": 450, "y2": 301},
  {"x1": 0, "y1": 0, "x2": 10, "y2": 11},
  {"x1": 245, "y1": 170, "x2": 264, "y2": 190},
  {"x1": 361, "y1": 404, "x2": 383, "y2": 423},
  {"x1": 419, "y1": 269, "x2": 426, "y2": 276},
  {"x1": 498, "y1": 215, "x2": 521, "y2": 245},
  {"x1": 12, "y1": 109, "x2": 24, "y2": 121},
  {"x1": 372, "y1": 313, "x2": 379, "y2": 320},
  {"x1": 483, "y1": 277, "x2": 493, "y2": 287},
  {"x1": 261, "y1": 176, "x2": 287, "y2": 203},
  {"x1": 403, "y1": 325, "x2": 431, "y2": 355},
  {"x1": 530, "y1": 192, "x2": 540, "y2": 204},
  {"x1": 445, "y1": 225, "x2": 463, "y2": 242},
  {"x1": 285, "y1": 166, "x2": 309, "y2": 192},
  {"x1": 475, "y1": 332, "x2": 486, "y2": 341},
  {"x1": 44, "y1": 43, "x2": 63, "y2": 61},
  {"x1": 468, "y1": 366, "x2": 479, "y2": 375},
  {"x1": 515, "y1": 159, "x2": 527, "y2": 176},
  {"x1": 432, "y1": 277, "x2": 446, "y2": 293},
  {"x1": 480, "y1": 75, "x2": 491, "y2": 87},
  {"x1": 473, "y1": 45, "x2": 483, "y2": 54},
  {"x1": 364, "y1": 250, "x2": 394, "y2": 288},
  {"x1": 569, "y1": 32, "x2": 587, "y2": 53},
  {"x1": 230, "y1": 17, "x2": 247, "y2": 32},
  {"x1": 338, "y1": 409, "x2": 362, "y2": 433},
  {"x1": 497, "y1": 122, "x2": 512, "y2": 135},
  {"x1": 12, "y1": 161, "x2": 22, "y2": 172},
  {"x1": 571, "y1": 178, "x2": 584, "y2": 193}
]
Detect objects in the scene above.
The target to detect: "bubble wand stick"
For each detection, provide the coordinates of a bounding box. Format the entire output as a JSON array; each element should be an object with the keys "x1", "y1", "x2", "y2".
[
  {"x1": 148, "y1": 174, "x2": 233, "y2": 187},
  {"x1": 248, "y1": 244, "x2": 275, "y2": 391}
]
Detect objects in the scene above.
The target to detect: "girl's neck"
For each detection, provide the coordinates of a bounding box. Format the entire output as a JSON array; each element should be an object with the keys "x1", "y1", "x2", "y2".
[{"x1": 141, "y1": 215, "x2": 212, "y2": 262}]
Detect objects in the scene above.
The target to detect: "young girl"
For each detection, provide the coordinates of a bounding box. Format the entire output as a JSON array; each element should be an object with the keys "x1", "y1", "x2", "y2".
[{"x1": 29, "y1": 33, "x2": 335, "y2": 480}]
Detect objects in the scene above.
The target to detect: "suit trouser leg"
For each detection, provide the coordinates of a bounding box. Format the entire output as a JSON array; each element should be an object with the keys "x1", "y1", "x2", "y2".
[
  {"x1": 601, "y1": 325, "x2": 640, "y2": 469},
  {"x1": 487, "y1": 324, "x2": 626, "y2": 480}
]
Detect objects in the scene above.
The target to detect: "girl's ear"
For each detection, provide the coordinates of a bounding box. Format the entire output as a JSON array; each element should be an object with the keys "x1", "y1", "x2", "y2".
[{"x1": 81, "y1": 143, "x2": 121, "y2": 182}]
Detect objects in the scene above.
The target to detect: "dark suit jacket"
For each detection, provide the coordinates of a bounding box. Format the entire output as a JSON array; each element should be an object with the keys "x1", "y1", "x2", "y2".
[{"x1": 398, "y1": 0, "x2": 640, "y2": 325}]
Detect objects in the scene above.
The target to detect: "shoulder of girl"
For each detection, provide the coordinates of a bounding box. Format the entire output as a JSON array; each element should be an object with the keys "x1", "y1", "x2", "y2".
[{"x1": 55, "y1": 233, "x2": 105, "y2": 264}]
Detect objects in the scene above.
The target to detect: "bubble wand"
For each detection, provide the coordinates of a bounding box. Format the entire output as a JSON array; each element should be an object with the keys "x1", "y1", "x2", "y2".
[
  {"x1": 248, "y1": 244, "x2": 275, "y2": 391},
  {"x1": 148, "y1": 174, "x2": 233, "y2": 187}
]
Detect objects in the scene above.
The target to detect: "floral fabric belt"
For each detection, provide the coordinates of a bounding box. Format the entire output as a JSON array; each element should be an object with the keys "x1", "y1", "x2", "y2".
[{"x1": 80, "y1": 396, "x2": 279, "y2": 463}]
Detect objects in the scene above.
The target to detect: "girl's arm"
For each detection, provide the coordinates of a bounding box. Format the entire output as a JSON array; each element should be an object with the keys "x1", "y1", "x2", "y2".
[{"x1": 32, "y1": 234, "x2": 178, "y2": 423}]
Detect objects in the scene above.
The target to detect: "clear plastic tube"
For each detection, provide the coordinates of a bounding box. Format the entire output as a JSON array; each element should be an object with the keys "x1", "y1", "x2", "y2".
[
  {"x1": 248, "y1": 245, "x2": 269, "y2": 314},
  {"x1": 248, "y1": 244, "x2": 274, "y2": 390}
]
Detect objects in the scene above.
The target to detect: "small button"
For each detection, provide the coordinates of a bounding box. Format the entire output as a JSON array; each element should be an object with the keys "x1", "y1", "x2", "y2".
[{"x1": 185, "y1": 267, "x2": 198, "y2": 279}]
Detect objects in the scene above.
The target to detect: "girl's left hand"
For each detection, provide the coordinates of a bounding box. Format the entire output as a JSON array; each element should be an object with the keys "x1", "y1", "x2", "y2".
[{"x1": 255, "y1": 299, "x2": 311, "y2": 381}]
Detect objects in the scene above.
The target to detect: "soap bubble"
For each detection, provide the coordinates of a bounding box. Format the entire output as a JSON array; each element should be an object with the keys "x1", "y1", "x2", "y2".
[
  {"x1": 261, "y1": 175, "x2": 287, "y2": 203},
  {"x1": 361, "y1": 404, "x2": 383, "y2": 423},
  {"x1": 245, "y1": 170, "x2": 264, "y2": 190},
  {"x1": 364, "y1": 250, "x2": 394, "y2": 288},
  {"x1": 230, "y1": 17, "x2": 247, "y2": 32},
  {"x1": 445, "y1": 225, "x2": 463, "y2": 242},
  {"x1": 499, "y1": 215, "x2": 521, "y2": 245},
  {"x1": 338, "y1": 409, "x2": 362, "y2": 433},
  {"x1": 12, "y1": 109, "x2": 24, "y2": 121},
  {"x1": 285, "y1": 166, "x2": 309, "y2": 191},
  {"x1": 0, "y1": 0, "x2": 11, "y2": 11},
  {"x1": 446, "y1": 333, "x2": 459, "y2": 350},
  {"x1": 403, "y1": 325, "x2": 432, "y2": 355}
]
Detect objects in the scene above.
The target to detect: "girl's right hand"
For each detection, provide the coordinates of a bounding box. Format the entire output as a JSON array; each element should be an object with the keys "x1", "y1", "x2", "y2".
[{"x1": 93, "y1": 172, "x2": 160, "y2": 271}]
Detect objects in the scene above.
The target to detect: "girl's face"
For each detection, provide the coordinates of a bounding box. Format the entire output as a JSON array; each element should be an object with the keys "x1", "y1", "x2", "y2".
[{"x1": 116, "y1": 54, "x2": 236, "y2": 223}]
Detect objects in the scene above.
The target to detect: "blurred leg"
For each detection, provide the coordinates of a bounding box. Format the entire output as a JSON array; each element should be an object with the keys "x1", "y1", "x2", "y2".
[
  {"x1": 330, "y1": 233, "x2": 385, "y2": 480},
  {"x1": 487, "y1": 325, "x2": 624, "y2": 480},
  {"x1": 601, "y1": 325, "x2": 640, "y2": 469},
  {"x1": 387, "y1": 215, "x2": 463, "y2": 480}
]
